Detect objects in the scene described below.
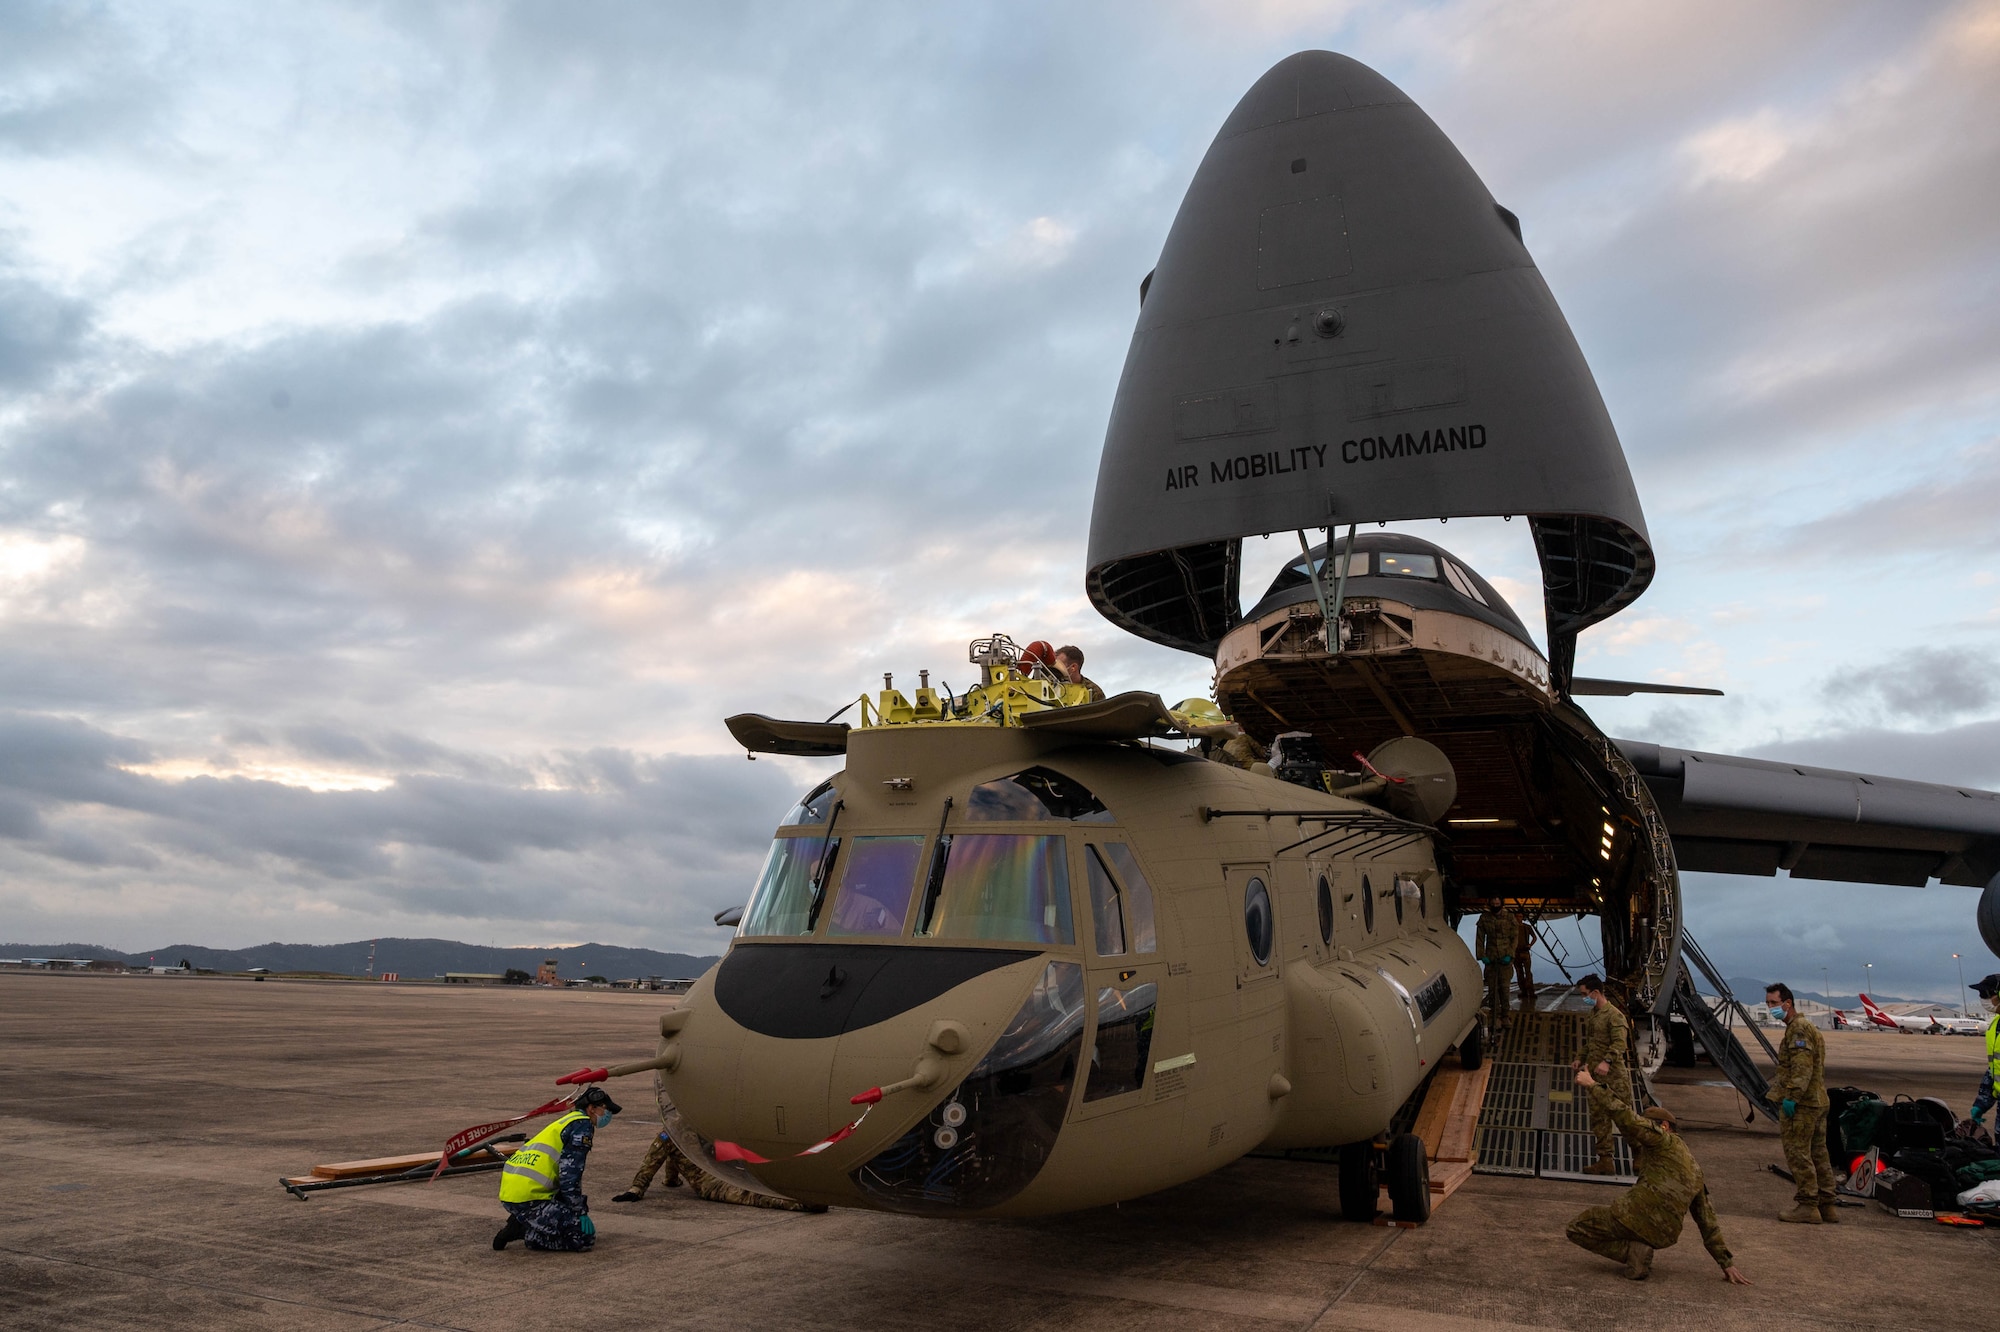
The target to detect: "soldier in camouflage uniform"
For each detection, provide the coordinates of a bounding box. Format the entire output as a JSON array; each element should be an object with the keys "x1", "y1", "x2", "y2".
[
  {"x1": 1513, "y1": 914, "x2": 1536, "y2": 1012},
  {"x1": 612, "y1": 1123, "x2": 826, "y2": 1212},
  {"x1": 1574, "y1": 974, "x2": 1632, "y2": 1176},
  {"x1": 1475, "y1": 904, "x2": 1521, "y2": 1034},
  {"x1": 1763, "y1": 982, "x2": 1837, "y2": 1223},
  {"x1": 1567, "y1": 1068, "x2": 1751, "y2": 1285}
]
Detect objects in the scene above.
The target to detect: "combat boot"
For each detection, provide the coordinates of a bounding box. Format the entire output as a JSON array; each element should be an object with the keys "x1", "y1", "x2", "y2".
[
  {"x1": 1818, "y1": 1201, "x2": 1841, "y2": 1224},
  {"x1": 1582, "y1": 1158, "x2": 1618, "y2": 1176},
  {"x1": 1777, "y1": 1203, "x2": 1822, "y2": 1224},
  {"x1": 1623, "y1": 1243, "x2": 1653, "y2": 1281},
  {"x1": 492, "y1": 1216, "x2": 525, "y2": 1249}
]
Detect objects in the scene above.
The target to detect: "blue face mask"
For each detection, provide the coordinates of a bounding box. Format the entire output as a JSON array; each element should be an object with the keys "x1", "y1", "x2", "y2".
[{"x1": 1767, "y1": 1005, "x2": 1786, "y2": 1022}]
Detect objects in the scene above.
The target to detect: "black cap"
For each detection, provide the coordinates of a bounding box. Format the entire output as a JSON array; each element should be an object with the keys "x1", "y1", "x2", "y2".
[
  {"x1": 575, "y1": 1086, "x2": 623, "y2": 1115},
  {"x1": 1972, "y1": 973, "x2": 2000, "y2": 1000}
]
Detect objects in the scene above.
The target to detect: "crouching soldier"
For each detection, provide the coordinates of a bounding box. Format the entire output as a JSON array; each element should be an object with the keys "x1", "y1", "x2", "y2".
[
  {"x1": 493, "y1": 1086, "x2": 620, "y2": 1251},
  {"x1": 1565, "y1": 1068, "x2": 1750, "y2": 1285},
  {"x1": 613, "y1": 1119, "x2": 827, "y2": 1213}
]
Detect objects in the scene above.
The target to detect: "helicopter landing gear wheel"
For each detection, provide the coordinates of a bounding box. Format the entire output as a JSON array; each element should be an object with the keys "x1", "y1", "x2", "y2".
[
  {"x1": 1458, "y1": 1023, "x2": 1484, "y2": 1071},
  {"x1": 1386, "y1": 1133, "x2": 1432, "y2": 1224},
  {"x1": 1337, "y1": 1141, "x2": 1378, "y2": 1222}
]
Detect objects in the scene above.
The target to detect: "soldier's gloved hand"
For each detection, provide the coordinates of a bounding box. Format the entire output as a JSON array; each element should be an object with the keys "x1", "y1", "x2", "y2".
[
  {"x1": 1971, "y1": 1109, "x2": 1985, "y2": 1126},
  {"x1": 1780, "y1": 1098, "x2": 1796, "y2": 1118}
]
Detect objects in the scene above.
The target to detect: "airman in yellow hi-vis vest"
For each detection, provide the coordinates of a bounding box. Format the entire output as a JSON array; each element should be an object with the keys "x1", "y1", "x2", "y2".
[
  {"x1": 1970, "y1": 973, "x2": 2000, "y2": 1130},
  {"x1": 493, "y1": 1086, "x2": 620, "y2": 1252}
]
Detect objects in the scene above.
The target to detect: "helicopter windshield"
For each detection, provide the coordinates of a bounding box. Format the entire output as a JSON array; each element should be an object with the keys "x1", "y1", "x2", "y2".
[
  {"x1": 737, "y1": 836, "x2": 831, "y2": 936},
  {"x1": 826, "y1": 836, "x2": 925, "y2": 937},
  {"x1": 922, "y1": 834, "x2": 1074, "y2": 945}
]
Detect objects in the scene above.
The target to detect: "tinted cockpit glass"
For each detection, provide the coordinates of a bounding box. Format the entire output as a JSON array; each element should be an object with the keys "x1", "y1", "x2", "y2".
[
  {"x1": 966, "y1": 767, "x2": 1114, "y2": 823},
  {"x1": 1376, "y1": 552, "x2": 1438, "y2": 579},
  {"x1": 827, "y1": 836, "x2": 924, "y2": 937},
  {"x1": 925, "y1": 834, "x2": 1074, "y2": 944}
]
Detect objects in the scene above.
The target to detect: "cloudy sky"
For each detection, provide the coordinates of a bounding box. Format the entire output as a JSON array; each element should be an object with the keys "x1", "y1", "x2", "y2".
[{"x1": 2, "y1": 1, "x2": 1996, "y2": 1000}]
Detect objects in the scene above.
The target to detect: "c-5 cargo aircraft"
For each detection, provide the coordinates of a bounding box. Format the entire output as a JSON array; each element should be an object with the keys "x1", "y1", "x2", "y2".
[{"x1": 591, "y1": 50, "x2": 2000, "y2": 1224}]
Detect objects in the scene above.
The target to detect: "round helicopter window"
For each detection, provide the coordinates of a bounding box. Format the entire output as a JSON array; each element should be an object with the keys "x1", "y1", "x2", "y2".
[
  {"x1": 1315, "y1": 875, "x2": 1333, "y2": 946},
  {"x1": 1243, "y1": 877, "x2": 1273, "y2": 967},
  {"x1": 1393, "y1": 877, "x2": 1405, "y2": 926},
  {"x1": 1362, "y1": 874, "x2": 1375, "y2": 933}
]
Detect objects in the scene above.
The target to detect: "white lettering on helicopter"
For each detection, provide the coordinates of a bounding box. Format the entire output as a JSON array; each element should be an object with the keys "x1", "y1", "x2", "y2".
[{"x1": 1340, "y1": 423, "x2": 1485, "y2": 464}]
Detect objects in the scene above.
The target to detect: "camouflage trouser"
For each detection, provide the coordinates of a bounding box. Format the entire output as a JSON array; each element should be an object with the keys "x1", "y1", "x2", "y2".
[
  {"x1": 1515, "y1": 954, "x2": 1535, "y2": 1010},
  {"x1": 1588, "y1": 1064, "x2": 1633, "y2": 1164},
  {"x1": 626, "y1": 1133, "x2": 683, "y2": 1197},
  {"x1": 1565, "y1": 1204, "x2": 1646, "y2": 1265},
  {"x1": 502, "y1": 1198, "x2": 591, "y2": 1251},
  {"x1": 1779, "y1": 1104, "x2": 1837, "y2": 1205},
  {"x1": 629, "y1": 1131, "x2": 816, "y2": 1212},
  {"x1": 1484, "y1": 963, "x2": 1514, "y2": 1028}
]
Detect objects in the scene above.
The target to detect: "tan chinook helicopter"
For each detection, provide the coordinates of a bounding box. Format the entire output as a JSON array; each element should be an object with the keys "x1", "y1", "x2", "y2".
[{"x1": 592, "y1": 50, "x2": 2000, "y2": 1224}]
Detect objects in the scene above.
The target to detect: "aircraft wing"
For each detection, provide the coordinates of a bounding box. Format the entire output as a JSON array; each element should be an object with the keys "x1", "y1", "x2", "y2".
[{"x1": 1615, "y1": 740, "x2": 2000, "y2": 889}]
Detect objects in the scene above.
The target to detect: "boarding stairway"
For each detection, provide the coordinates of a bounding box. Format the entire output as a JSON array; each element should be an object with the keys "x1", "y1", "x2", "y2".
[{"x1": 1667, "y1": 931, "x2": 1778, "y2": 1122}]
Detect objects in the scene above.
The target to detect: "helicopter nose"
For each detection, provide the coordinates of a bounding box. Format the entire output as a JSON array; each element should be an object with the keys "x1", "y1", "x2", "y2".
[{"x1": 666, "y1": 948, "x2": 1092, "y2": 1213}]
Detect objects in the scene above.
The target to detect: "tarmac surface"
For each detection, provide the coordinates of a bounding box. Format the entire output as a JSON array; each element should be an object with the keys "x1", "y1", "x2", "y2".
[{"x1": 3, "y1": 971, "x2": 1992, "y2": 1331}]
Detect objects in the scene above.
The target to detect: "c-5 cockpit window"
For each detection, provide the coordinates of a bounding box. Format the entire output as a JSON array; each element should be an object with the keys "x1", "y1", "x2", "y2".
[
  {"x1": 781, "y1": 780, "x2": 839, "y2": 827},
  {"x1": 966, "y1": 767, "x2": 1114, "y2": 823},
  {"x1": 1442, "y1": 560, "x2": 1489, "y2": 606},
  {"x1": 922, "y1": 833, "x2": 1075, "y2": 944},
  {"x1": 738, "y1": 836, "x2": 833, "y2": 936},
  {"x1": 1376, "y1": 552, "x2": 1438, "y2": 580},
  {"x1": 1270, "y1": 551, "x2": 1367, "y2": 596},
  {"x1": 827, "y1": 836, "x2": 925, "y2": 937}
]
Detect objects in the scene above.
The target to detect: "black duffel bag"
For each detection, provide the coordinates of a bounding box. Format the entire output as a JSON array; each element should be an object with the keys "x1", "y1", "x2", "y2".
[{"x1": 1887, "y1": 1148, "x2": 1963, "y2": 1211}]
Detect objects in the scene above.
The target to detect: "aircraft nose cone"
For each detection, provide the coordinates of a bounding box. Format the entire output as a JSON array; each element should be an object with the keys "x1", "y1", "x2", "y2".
[
  {"x1": 1087, "y1": 48, "x2": 1652, "y2": 659},
  {"x1": 1216, "y1": 49, "x2": 1413, "y2": 137}
]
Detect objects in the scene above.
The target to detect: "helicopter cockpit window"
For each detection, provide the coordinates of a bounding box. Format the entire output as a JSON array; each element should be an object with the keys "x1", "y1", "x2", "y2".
[
  {"x1": 1376, "y1": 552, "x2": 1438, "y2": 580},
  {"x1": 965, "y1": 767, "x2": 1115, "y2": 823},
  {"x1": 781, "y1": 780, "x2": 839, "y2": 827},
  {"x1": 924, "y1": 834, "x2": 1075, "y2": 945},
  {"x1": 1085, "y1": 846, "x2": 1125, "y2": 955},
  {"x1": 1083, "y1": 982, "x2": 1158, "y2": 1102},
  {"x1": 1097, "y1": 843, "x2": 1157, "y2": 954},
  {"x1": 738, "y1": 835, "x2": 834, "y2": 936},
  {"x1": 827, "y1": 836, "x2": 925, "y2": 937}
]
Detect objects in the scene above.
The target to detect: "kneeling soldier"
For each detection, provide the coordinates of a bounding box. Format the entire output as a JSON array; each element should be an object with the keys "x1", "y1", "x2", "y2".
[
  {"x1": 493, "y1": 1086, "x2": 619, "y2": 1251},
  {"x1": 1566, "y1": 1068, "x2": 1750, "y2": 1285}
]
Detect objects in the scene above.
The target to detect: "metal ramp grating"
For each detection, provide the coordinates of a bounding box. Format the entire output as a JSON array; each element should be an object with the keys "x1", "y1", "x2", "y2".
[{"x1": 1473, "y1": 1011, "x2": 1645, "y2": 1185}]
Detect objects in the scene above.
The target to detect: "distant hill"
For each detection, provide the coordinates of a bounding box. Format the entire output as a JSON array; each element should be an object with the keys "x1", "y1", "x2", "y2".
[
  {"x1": 1718, "y1": 976, "x2": 1921, "y2": 1007},
  {"x1": 0, "y1": 937, "x2": 719, "y2": 981}
]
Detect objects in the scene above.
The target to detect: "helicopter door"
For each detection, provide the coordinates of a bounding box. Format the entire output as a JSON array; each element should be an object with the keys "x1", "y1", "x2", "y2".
[{"x1": 1224, "y1": 862, "x2": 1279, "y2": 988}]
